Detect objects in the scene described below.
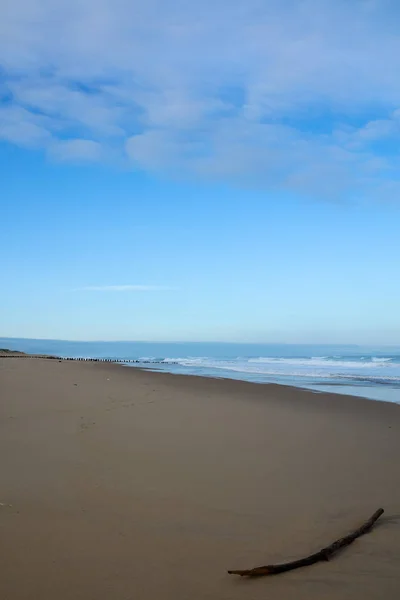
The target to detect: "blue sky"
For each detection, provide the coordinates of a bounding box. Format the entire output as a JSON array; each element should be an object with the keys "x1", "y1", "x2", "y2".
[{"x1": 1, "y1": 0, "x2": 400, "y2": 343}]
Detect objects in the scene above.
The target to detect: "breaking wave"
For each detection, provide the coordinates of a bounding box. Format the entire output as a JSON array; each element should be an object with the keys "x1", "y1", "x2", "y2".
[{"x1": 134, "y1": 354, "x2": 400, "y2": 386}]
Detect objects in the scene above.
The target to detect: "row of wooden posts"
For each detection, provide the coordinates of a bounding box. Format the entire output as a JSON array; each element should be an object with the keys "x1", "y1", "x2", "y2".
[{"x1": 0, "y1": 354, "x2": 176, "y2": 365}]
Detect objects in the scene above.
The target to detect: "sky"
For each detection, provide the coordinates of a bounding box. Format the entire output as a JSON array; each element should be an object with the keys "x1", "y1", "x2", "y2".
[{"x1": 1, "y1": 0, "x2": 400, "y2": 343}]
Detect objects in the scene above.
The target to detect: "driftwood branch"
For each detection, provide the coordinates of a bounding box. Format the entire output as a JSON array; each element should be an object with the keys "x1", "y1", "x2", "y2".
[{"x1": 228, "y1": 508, "x2": 384, "y2": 577}]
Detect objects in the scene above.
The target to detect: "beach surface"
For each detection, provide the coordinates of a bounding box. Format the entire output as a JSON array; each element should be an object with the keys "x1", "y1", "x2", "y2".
[{"x1": 1, "y1": 356, "x2": 399, "y2": 599}]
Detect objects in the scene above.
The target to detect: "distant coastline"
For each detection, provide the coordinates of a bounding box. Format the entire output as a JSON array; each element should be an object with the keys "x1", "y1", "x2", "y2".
[{"x1": 2, "y1": 338, "x2": 400, "y2": 404}]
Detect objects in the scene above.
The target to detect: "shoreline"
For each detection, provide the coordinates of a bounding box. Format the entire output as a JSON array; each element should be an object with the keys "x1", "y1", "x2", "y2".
[
  {"x1": 135, "y1": 363, "x2": 400, "y2": 407},
  {"x1": 120, "y1": 361, "x2": 400, "y2": 417},
  {"x1": 1, "y1": 349, "x2": 398, "y2": 407}
]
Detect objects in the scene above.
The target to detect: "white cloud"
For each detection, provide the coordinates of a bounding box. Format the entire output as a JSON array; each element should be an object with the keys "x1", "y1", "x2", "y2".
[
  {"x1": 0, "y1": 106, "x2": 52, "y2": 147},
  {"x1": 79, "y1": 285, "x2": 176, "y2": 292},
  {"x1": 50, "y1": 139, "x2": 103, "y2": 161},
  {"x1": 1, "y1": 0, "x2": 400, "y2": 197}
]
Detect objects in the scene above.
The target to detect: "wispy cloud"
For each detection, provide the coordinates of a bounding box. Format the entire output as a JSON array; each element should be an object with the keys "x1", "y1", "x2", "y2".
[
  {"x1": 1, "y1": 0, "x2": 400, "y2": 198},
  {"x1": 78, "y1": 285, "x2": 177, "y2": 292}
]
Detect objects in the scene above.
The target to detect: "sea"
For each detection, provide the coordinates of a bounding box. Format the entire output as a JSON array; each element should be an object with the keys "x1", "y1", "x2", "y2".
[{"x1": 1, "y1": 338, "x2": 400, "y2": 404}]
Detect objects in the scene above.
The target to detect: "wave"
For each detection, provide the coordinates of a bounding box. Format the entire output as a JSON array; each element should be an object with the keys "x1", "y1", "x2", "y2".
[
  {"x1": 135, "y1": 355, "x2": 400, "y2": 382},
  {"x1": 371, "y1": 357, "x2": 392, "y2": 363},
  {"x1": 247, "y1": 357, "x2": 395, "y2": 368},
  {"x1": 160, "y1": 357, "x2": 209, "y2": 365},
  {"x1": 196, "y1": 363, "x2": 400, "y2": 382},
  {"x1": 227, "y1": 369, "x2": 400, "y2": 384},
  {"x1": 126, "y1": 354, "x2": 400, "y2": 400}
]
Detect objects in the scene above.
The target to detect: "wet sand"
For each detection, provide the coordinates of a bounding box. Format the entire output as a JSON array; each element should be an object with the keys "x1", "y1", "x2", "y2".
[{"x1": 1, "y1": 356, "x2": 399, "y2": 599}]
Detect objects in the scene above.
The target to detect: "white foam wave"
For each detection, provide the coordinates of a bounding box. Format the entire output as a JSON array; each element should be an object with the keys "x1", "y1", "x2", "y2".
[
  {"x1": 161, "y1": 357, "x2": 209, "y2": 365},
  {"x1": 248, "y1": 357, "x2": 395, "y2": 369},
  {"x1": 371, "y1": 357, "x2": 392, "y2": 363},
  {"x1": 140, "y1": 355, "x2": 400, "y2": 384}
]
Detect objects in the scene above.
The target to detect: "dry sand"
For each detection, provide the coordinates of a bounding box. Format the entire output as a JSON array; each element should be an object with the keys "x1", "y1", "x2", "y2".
[{"x1": 1, "y1": 356, "x2": 399, "y2": 599}]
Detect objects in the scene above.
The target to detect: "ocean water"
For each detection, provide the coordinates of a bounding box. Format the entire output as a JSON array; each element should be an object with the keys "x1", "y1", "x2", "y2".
[{"x1": 1, "y1": 338, "x2": 400, "y2": 404}]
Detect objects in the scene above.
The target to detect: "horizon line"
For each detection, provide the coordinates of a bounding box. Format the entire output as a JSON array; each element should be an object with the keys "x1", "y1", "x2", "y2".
[{"x1": 1, "y1": 336, "x2": 398, "y2": 347}]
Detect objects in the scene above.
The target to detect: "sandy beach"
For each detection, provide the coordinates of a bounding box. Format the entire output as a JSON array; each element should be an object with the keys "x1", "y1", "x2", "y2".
[{"x1": 1, "y1": 356, "x2": 399, "y2": 600}]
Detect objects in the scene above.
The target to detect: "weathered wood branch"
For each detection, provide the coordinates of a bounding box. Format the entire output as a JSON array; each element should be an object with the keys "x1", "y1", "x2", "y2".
[{"x1": 228, "y1": 508, "x2": 384, "y2": 577}]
